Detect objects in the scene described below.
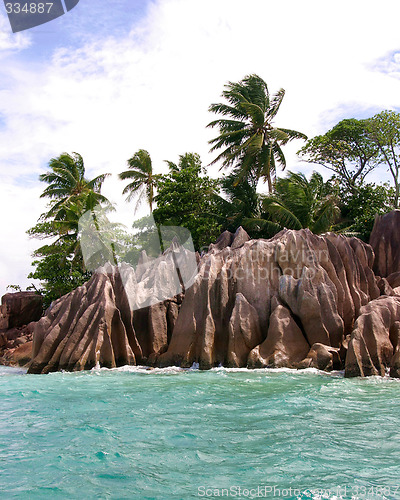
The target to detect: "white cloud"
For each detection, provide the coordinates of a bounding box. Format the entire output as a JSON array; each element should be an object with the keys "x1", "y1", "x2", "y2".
[
  {"x1": 1, "y1": 0, "x2": 400, "y2": 295},
  {"x1": 0, "y1": 14, "x2": 31, "y2": 52}
]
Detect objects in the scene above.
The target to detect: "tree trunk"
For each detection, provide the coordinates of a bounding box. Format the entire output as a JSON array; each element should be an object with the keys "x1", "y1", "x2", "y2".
[{"x1": 267, "y1": 173, "x2": 273, "y2": 193}]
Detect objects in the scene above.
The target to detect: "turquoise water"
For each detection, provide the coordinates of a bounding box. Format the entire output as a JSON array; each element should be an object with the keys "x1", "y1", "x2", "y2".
[{"x1": 0, "y1": 366, "x2": 399, "y2": 500}]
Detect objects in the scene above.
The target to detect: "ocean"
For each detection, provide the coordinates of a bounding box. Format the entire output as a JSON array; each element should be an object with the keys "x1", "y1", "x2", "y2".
[{"x1": 0, "y1": 366, "x2": 399, "y2": 500}]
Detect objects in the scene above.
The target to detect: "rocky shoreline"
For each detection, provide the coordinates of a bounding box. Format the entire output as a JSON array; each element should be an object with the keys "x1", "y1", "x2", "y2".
[
  {"x1": 3, "y1": 211, "x2": 400, "y2": 377},
  {"x1": 0, "y1": 292, "x2": 42, "y2": 368}
]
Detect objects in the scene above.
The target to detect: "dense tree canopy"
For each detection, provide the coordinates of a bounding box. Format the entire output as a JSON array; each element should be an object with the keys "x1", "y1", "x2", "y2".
[
  {"x1": 298, "y1": 118, "x2": 380, "y2": 193},
  {"x1": 260, "y1": 171, "x2": 340, "y2": 234},
  {"x1": 153, "y1": 153, "x2": 222, "y2": 251},
  {"x1": 338, "y1": 182, "x2": 394, "y2": 241},
  {"x1": 217, "y1": 172, "x2": 262, "y2": 235},
  {"x1": 39, "y1": 152, "x2": 111, "y2": 218},
  {"x1": 366, "y1": 110, "x2": 400, "y2": 207}
]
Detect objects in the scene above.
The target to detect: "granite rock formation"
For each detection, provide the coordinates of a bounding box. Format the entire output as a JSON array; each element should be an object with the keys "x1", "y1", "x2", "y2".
[
  {"x1": 25, "y1": 216, "x2": 400, "y2": 377},
  {"x1": 0, "y1": 292, "x2": 42, "y2": 367},
  {"x1": 28, "y1": 243, "x2": 194, "y2": 374},
  {"x1": 0, "y1": 292, "x2": 42, "y2": 330},
  {"x1": 370, "y1": 210, "x2": 400, "y2": 278},
  {"x1": 0, "y1": 323, "x2": 35, "y2": 366},
  {"x1": 157, "y1": 229, "x2": 380, "y2": 370},
  {"x1": 345, "y1": 296, "x2": 400, "y2": 377}
]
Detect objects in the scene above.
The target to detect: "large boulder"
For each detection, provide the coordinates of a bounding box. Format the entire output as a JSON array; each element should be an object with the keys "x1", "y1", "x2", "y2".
[
  {"x1": 370, "y1": 210, "x2": 400, "y2": 278},
  {"x1": 247, "y1": 300, "x2": 310, "y2": 368},
  {"x1": 4, "y1": 341, "x2": 33, "y2": 367},
  {"x1": 29, "y1": 266, "x2": 140, "y2": 374},
  {"x1": 0, "y1": 292, "x2": 42, "y2": 330},
  {"x1": 345, "y1": 295, "x2": 400, "y2": 377},
  {"x1": 226, "y1": 293, "x2": 263, "y2": 367},
  {"x1": 299, "y1": 343, "x2": 341, "y2": 371},
  {"x1": 0, "y1": 322, "x2": 35, "y2": 366}
]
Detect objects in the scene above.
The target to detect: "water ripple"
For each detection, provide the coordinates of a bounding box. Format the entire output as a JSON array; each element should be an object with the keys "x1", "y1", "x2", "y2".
[{"x1": 0, "y1": 366, "x2": 399, "y2": 499}]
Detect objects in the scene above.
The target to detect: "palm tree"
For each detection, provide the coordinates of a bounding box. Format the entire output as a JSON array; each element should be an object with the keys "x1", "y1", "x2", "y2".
[
  {"x1": 34, "y1": 152, "x2": 114, "y2": 270},
  {"x1": 30, "y1": 154, "x2": 113, "y2": 304},
  {"x1": 216, "y1": 172, "x2": 263, "y2": 233},
  {"x1": 207, "y1": 74, "x2": 307, "y2": 192},
  {"x1": 119, "y1": 149, "x2": 160, "y2": 212},
  {"x1": 258, "y1": 171, "x2": 340, "y2": 234},
  {"x1": 39, "y1": 152, "x2": 111, "y2": 218}
]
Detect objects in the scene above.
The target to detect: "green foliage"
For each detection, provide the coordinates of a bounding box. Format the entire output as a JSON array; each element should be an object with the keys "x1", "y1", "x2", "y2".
[
  {"x1": 117, "y1": 215, "x2": 164, "y2": 266},
  {"x1": 338, "y1": 182, "x2": 394, "y2": 241},
  {"x1": 261, "y1": 171, "x2": 340, "y2": 234},
  {"x1": 208, "y1": 74, "x2": 307, "y2": 192},
  {"x1": 153, "y1": 153, "x2": 222, "y2": 251},
  {"x1": 119, "y1": 149, "x2": 160, "y2": 212},
  {"x1": 26, "y1": 91, "x2": 400, "y2": 312},
  {"x1": 298, "y1": 118, "x2": 380, "y2": 193},
  {"x1": 28, "y1": 243, "x2": 92, "y2": 309},
  {"x1": 366, "y1": 110, "x2": 400, "y2": 207},
  {"x1": 39, "y1": 152, "x2": 111, "y2": 218},
  {"x1": 28, "y1": 152, "x2": 112, "y2": 308},
  {"x1": 217, "y1": 172, "x2": 270, "y2": 238}
]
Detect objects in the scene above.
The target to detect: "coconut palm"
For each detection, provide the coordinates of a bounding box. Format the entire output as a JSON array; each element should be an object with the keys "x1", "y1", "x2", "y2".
[
  {"x1": 208, "y1": 74, "x2": 307, "y2": 192},
  {"x1": 216, "y1": 172, "x2": 262, "y2": 232},
  {"x1": 259, "y1": 171, "x2": 340, "y2": 234},
  {"x1": 39, "y1": 152, "x2": 111, "y2": 218},
  {"x1": 33, "y1": 152, "x2": 114, "y2": 270},
  {"x1": 119, "y1": 149, "x2": 160, "y2": 212}
]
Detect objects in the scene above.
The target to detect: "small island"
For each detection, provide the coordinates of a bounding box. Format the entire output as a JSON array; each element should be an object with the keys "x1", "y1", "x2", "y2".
[
  {"x1": 2, "y1": 75, "x2": 400, "y2": 379},
  {"x1": 0, "y1": 211, "x2": 399, "y2": 379}
]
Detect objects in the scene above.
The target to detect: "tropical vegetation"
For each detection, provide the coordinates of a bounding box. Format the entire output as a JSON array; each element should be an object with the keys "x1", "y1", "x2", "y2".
[
  {"x1": 207, "y1": 74, "x2": 307, "y2": 192},
  {"x1": 26, "y1": 75, "x2": 400, "y2": 307},
  {"x1": 152, "y1": 153, "x2": 222, "y2": 251},
  {"x1": 28, "y1": 152, "x2": 112, "y2": 308},
  {"x1": 119, "y1": 149, "x2": 160, "y2": 212}
]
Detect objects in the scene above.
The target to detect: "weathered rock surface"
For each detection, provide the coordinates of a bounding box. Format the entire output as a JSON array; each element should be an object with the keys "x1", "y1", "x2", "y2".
[
  {"x1": 4, "y1": 341, "x2": 33, "y2": 367},
  {"x1": 0, "y1": 322, "x2": 35, "y2": 366},
  {"x1": 21, "y1": 211, "x2": 400, "y2": 377},
  {"x1": 299, "y1": 343, "x2": 341, "y2": 371},
  {"x1": 158, "y1": 229, "x2": 380, "y2": 370},
  {"x1": 28, "y1": 245, "x2": 193, "y2": 374},
  {"x1": 0, "y1": 290, "x2": 39, "y2": 365},
  {"x1": 227, "y1": 293, "x2": 263, "y2": 367},
  {"x1": 370, "y1": 210, "x2": 400, "y2": 278},
  {"x1": 0, "y1": 292, "x2": 42, "y2": 329},
  {"x1": 345, "y1": 296, "x2": 400, "y2": 377},
  {"x1": 247, "y1": 299, "x2": 309, "y2": 368}
]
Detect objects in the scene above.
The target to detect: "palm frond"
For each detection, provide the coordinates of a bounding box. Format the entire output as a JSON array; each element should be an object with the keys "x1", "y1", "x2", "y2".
[
  {"x1": 267, "y1": 88, "x2": 285, "y2": 119},
  {"x1": 263, "y1": 197, "x2": 303, "y2": 229}
]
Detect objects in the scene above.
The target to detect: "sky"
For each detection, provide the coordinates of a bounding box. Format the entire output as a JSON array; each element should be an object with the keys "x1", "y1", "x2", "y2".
[{"x1": 0, "y1": 0, "x2": 400, "y2": 296}]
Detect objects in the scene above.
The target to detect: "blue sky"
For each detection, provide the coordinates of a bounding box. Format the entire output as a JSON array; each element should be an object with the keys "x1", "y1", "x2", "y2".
[
  {"x1": 11, "y1": 0, "x2": 149, "y2": 56},
  {"x1": 1, "y1": 0, "x2": 400, "y2": 295}
]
